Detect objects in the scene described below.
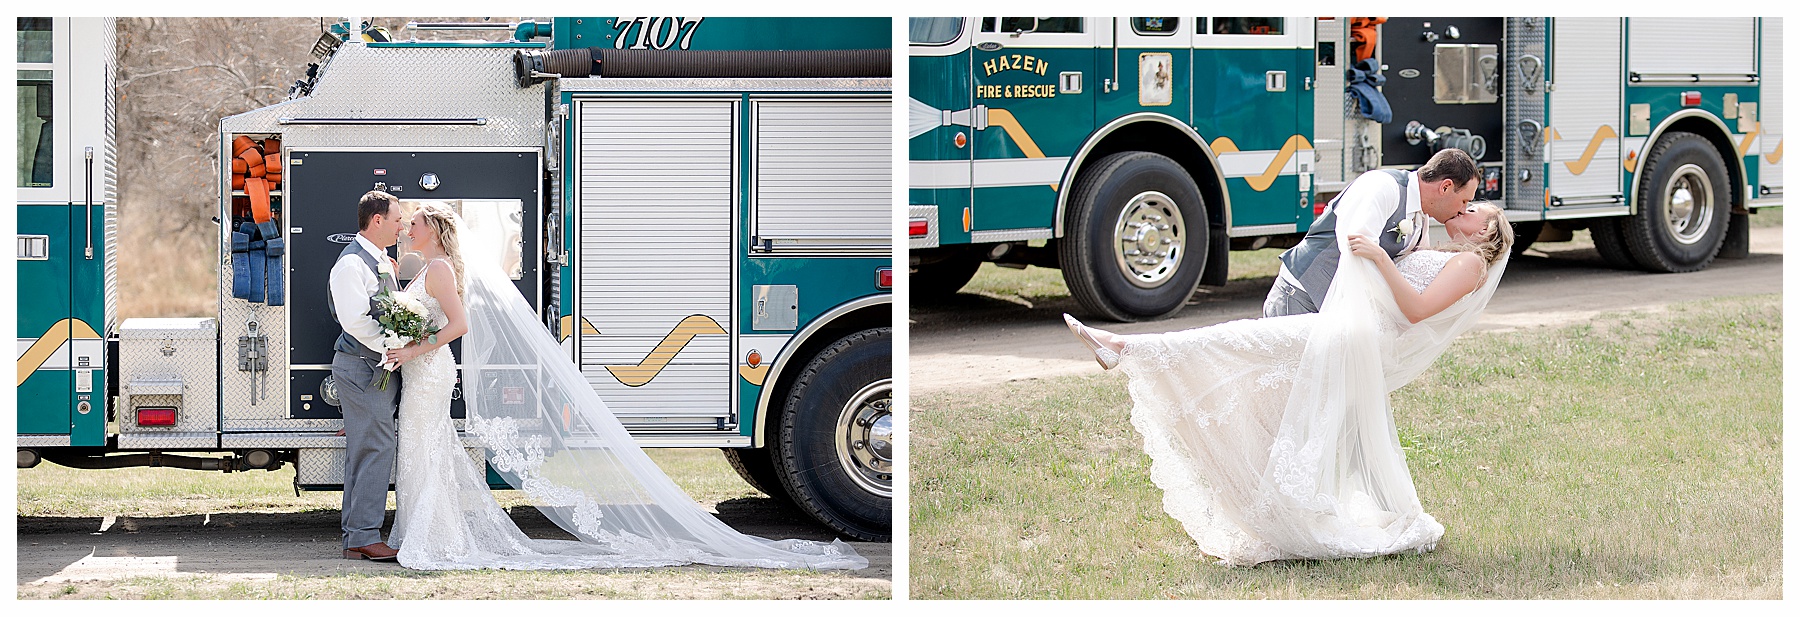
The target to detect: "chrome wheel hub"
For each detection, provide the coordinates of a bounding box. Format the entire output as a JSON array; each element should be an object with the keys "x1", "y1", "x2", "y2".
[
  {"x1": 1662, "y1": 163, "x2": 1714, "y2": 245},
  {"x1": 1113, "y1": 191, "x2": 1185, "y2": 289},
  {"x1": 835, "y1": 379, "x2": 892, "y2": 498}
]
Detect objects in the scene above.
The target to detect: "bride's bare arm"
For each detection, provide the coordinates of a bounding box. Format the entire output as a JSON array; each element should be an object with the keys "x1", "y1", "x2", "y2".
[
  {"x1": 391, "y1": 260, "x2": 468, "y2": 365},
  {"x1": 1346, "y1": 234, "x2": 1484, "y2": 324}
]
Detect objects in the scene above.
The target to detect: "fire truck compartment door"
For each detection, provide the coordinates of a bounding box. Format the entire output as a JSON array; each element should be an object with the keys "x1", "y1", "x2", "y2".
[{"x1": 574, "y1": 98, "x2": 736, "y2": 433}]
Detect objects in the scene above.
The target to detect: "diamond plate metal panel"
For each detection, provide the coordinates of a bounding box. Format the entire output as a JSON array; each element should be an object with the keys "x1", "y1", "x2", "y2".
[
  {"x1": 909, "y1": 204, "x2": 939, "y2": 248},
  {"x1": 1312, "y1": 18, "x2": 1349, "y2": 188},
  {"x1": 17, "y1": 435, "x2": 72, "y2": 447},
  {"x1": 1506, "y1": 18, "x2": 1548, "y2": 218},
  {"x1": 118, "y1": 432, "x2": 218, "y2": 449},
  {"x1": 222, "y1": 432, "x2": 344, "y2": 449},
  {"x1": 220, "y1": 43, "x2": 547, "y2": 150},
  {"x1": 118, "y1": 318, "x2": 219, "y2": 440},
  {"x1": 217, "y1": 296, "x2": 303, "y2": 431}
]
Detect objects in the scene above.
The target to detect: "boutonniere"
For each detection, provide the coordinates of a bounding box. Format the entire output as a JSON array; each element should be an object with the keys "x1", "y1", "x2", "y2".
[
  {"x1": 376, "y1": 257, "x2": 396, "y2": 276},
  {"x1": 1391, "y1": 218, "x2": 1415, "y2": 244}
]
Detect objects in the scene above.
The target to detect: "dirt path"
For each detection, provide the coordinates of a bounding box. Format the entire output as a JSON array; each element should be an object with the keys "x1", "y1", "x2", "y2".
[
  {"x1": 17, "y1": 498, "x2": 889, "y2": 599},
  {"x1": 910, "y1": 226, "x2": 1783, "y2": 394}
]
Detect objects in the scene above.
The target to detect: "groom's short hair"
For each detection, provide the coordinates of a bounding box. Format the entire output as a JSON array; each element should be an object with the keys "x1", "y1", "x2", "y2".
[
  {"x1": 1418, "y1": 148, "x2": 1479, "y2": 189},
  {"x1": 358, "y1": 190, "x2": 397, "y2": 230}
]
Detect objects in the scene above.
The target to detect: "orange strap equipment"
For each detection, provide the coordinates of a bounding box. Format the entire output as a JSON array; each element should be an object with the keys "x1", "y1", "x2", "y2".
[
  {"x1": 1349, "y1": 17, "x2": 1386, "y2": 64},
  {"x1": 230, "y1": 135, "x2": 281, "y2": 224}
]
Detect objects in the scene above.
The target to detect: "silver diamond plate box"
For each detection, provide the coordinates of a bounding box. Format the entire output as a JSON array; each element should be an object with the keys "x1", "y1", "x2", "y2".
[{"x1": 117, "y1": 318, "x2": 219, "y2": 445}]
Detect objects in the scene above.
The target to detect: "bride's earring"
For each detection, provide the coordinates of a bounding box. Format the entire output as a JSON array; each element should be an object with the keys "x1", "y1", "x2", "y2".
[{"x1": 1064, "y1": 313, "x2": 1120, "y2": 370}]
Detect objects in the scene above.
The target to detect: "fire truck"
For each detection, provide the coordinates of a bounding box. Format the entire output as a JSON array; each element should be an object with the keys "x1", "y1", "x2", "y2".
[
  {"x1": 909, "y1": 17, "x2": 1783, "y2": 321},
  {"x1": 16, "y1": 17, "x2": 893, "y2": 541}
]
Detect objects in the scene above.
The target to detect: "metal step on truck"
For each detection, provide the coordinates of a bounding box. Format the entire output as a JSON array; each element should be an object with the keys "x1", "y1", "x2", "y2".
[
  {"x1": 16, "y1": 17, "x2": 894, "y2": 541},
  {"x1": 908, "y1": 17, "x2": 1782, "y2": 321}
]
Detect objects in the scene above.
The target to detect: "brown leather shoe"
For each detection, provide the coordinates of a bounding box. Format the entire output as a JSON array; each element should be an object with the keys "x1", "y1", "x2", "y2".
[{"x1": 343, "y1": 542, "x2": 398, "y2": 561}]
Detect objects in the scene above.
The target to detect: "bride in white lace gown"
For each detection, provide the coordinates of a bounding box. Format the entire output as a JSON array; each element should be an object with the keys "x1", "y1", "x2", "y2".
[
  {"x1": 1067, "y1": 203, "x2": 1513, "y2": 566},
  {"x1": 383, "y1": 202, "x2": 864, "y2": 571}
]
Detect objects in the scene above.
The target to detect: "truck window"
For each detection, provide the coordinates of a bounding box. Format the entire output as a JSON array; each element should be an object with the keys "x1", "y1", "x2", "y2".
[
  {"x1": 987, "y1": 18, "x2": 1083, "y2": 34},
  {"x1": 909, "y1": 17, "x2": 963, "y2": 45},
  {"x1": 18, "y1": 17, "x2": 53, "y2": 63},
  {"x1": 1211, "y1": 17, "x2": 1284, "y2": 35},
  {"x1": 17, "y1": 17, "x2": 53, "y2": 188},
  {"x1": 1132, "y1": 18, "x2": 1180, "y2": 36}
]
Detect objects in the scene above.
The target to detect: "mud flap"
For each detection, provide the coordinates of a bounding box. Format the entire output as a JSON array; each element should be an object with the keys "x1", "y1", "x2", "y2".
[{"x1": 1199, "y1": 226, "x2": 1230, "y2": 286}]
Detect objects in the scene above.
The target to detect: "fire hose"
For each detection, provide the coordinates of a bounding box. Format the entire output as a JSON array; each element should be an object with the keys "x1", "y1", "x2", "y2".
[
  {"x1": 230, "y1": 136, "x2": 284, "y2": 306},
  {"x1": 513, "y1": 48, "x2": 890, "y2": 87}
]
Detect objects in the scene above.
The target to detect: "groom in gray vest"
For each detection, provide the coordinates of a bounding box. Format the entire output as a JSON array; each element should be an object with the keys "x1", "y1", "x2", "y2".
[
  {"x1": 327, "y1": 190, "x2": 407, "y2": 561},
  {"x1": 1264, "y1": 148, "x2": 1481, "y2": 317}
]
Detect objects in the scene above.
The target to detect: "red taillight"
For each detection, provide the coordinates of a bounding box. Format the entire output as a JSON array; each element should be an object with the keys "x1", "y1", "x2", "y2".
[
  {"x1": 137, "y1": 407, "x2": 177, "y2": 426},
  {"x1": 1682, "y1": 91, "x2": 1702, "y2": 107},
  {"x1": 1312, "y1": 198, "x2": 1325, "y2": 216},
  {"x1": 908, "y1": 219, "x2": 930, "y2": 237},
  {"x1": 876, "y1": 267, "x2": 892, "y2": 289}
]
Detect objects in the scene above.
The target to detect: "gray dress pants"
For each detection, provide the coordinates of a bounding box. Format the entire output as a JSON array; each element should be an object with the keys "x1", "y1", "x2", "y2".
[
  {"x1": 1262, "y1": 275, "x2": 1320, "y2": 318},
  {"x1": 332, "y1": 350, "x2": 399, "y2": 549}
]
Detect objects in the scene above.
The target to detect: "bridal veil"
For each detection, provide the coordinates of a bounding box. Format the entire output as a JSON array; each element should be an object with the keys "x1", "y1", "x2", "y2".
[{"x1": 454, "y1": 210, "x2": 866, "y2": 570}]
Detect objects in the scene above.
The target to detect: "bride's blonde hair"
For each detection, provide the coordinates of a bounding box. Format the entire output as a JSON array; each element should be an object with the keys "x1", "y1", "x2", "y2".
[
  {"x1": 413, "y1": 202, "x2": 466, "y2": 298},
  {"x1": 1435, "y1": 202, "x2": 1514, "y2": 269}
]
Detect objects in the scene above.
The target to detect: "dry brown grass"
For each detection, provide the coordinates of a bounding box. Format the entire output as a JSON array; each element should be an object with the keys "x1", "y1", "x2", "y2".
[{"x1": 116, "y1": 204, "x2": 218, "y2": 319}]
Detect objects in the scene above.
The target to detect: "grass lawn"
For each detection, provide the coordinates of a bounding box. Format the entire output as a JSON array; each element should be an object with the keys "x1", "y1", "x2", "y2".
[
  {"x1": 909, "y1": 294, "x2": 1781, "y2": 599},
  {"x1": 17, "y1": 449, "x2": 757, "y2": 518},
  {"x1": 19, "y1": 450, "x2": 888, "y2": 600}
]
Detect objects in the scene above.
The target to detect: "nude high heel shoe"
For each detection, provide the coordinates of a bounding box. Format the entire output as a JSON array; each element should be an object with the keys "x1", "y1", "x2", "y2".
[{"x1": 1064, "y1": 313, "x2": 1120, "y2": 370}]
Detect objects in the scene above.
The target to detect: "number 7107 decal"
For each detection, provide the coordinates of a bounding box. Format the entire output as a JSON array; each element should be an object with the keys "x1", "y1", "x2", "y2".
[{"x1": 613, "y1": 17, "x2": 704, "y2": 50}]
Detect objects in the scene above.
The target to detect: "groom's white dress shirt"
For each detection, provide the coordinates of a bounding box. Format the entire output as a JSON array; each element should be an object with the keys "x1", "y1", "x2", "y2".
[{"x1": 329, "y1": 233, "x2": 390, "y2": 355}]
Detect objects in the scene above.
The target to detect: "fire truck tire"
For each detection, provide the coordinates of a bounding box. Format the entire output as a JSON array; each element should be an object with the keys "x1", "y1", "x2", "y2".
[
  {"x1": 1060, "y1": 151, "x2": 1207, "y2": 321},
  {"x1": 721, "y1": 447, "x2": 793, "y2": 506},
  {"x1": 775, "y1": 327, "x2": 892, "y2": 542},
  {"x1": 1589, "y1": 216, "x2": 1640, "y2": 270},
  {"x1": 1621, "y1": 132, "x2": 1732, "y2": 272},
  {"x1": 910, "y1": 251, "x2": 983, "y2": 301}
]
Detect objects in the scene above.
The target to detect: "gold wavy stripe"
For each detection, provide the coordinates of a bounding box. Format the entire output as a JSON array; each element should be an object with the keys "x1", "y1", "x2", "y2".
[
  {"x1": 985, "y1": 108, "x2": 1060, "y2": 191},
  {"x1": 555, "y1": 315, "x2": 602, "y2": 343},
  {"x1": 1768, "y1": 139, "x2": 1784, "y2": 164},
  {"x1": 1563, "y1": 125, "x2": 1618, "y2": 176},
  {"x1": 738, "y1": 364, "x2": 771, "y2": 386},
  {"x1": 17, "y1": 319, "x2": 102, "y2": 387},
  {"x1": 604, "y1": 315, "x2": 727, "y2": 387},
  {"x1": 1737, "y1": 125, "x2": 1761, "y2": 158},
  {"x1": 1209, "y1": 135, "x2": 1315, "y2": 192}
]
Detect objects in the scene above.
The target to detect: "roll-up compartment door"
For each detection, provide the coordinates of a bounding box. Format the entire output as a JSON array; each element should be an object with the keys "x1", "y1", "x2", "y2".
[
  {"x1": 752, "y1": 98, "x2": 892, "y2": 252},
  {"x1": 575, "y1": 98, "x2": 736, "y2": 431},
  {"x1": 1548, "y1": 17, "x2": 1623, "y2": 204}
]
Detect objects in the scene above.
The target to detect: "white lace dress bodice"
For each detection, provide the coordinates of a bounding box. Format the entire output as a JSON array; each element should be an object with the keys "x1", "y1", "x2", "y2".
[{"x1": 1114, "y1": 249, "x2": 1461, "y2": 566}]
